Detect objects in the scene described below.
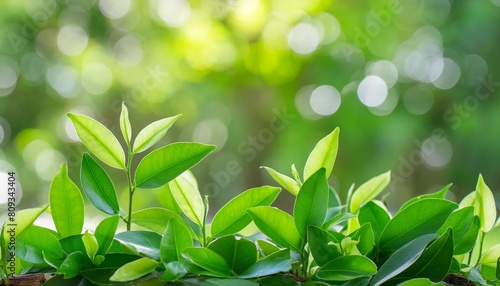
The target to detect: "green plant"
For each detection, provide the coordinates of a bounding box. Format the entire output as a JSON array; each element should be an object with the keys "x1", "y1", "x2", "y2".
[{"x1": 2, "y1": 107, "x2": 499, "y2": 285}]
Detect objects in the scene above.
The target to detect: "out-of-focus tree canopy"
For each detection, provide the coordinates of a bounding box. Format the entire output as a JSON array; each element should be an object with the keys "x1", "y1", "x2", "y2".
[{"x1": 1, "y1": 0, "x2": 500, "y2": 216}]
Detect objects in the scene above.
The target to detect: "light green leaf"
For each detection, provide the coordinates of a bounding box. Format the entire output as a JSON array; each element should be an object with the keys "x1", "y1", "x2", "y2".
[
  {"x1": 169, "y1": 175, "x2": 204, "y2": 226},
  {"x1": 211, "y1": 186, "x2": 280, "y2": 237},
  {"x1": 57, "y1": 251, "x2": 84, "y2": 279},
  {"x1": 131, "y1": 207, "x2": 191, "y2": 235},
  {"x1": 358, "y1": 201, "x2": 391, "y2": 245},
  {"x1": 182, "y1": 247, "x2": 234, "y2": 277},
  {"x1": 398, "y1": 184, "x2": 452, "y2": 213},
  {"x1": 256, "y1": 240, "x2": 281, "y2": 257},
  {"x1": 379, "y1": 199, "x2": 457, "y2": 251},
  {"x1": 304, "y1": 127, "x2": 339, "y2": 180},
  {"x1": 95, "y1": 215, "x2": 119, "y2": 255},
  {"x1": 82, "y1": 231, "x2": 99, "y2": 263},
  {"x1": 2, "y1": 206, "x2": 47, "y2": 245},
  {"x1": 80, "y1": 153, "x2": 119, "y2": 215},
  {"x1": 396, "y1": 278, "x2": 442, "y2": 286},
  {"x1": 153, "y1": 183, "x2": 182, "y2": 213},
  {"x1": 294, "y1": 168, "x2": 329, "y2": 238},
  {"x1": 16, "y1": 225, "x2": 64, "y2": 264},
  {"x1": 316, "y1": 255, "x2": 377, "y2": 281},
  {"x1": 454, "y1": 215, "x2": 480, "y2": 254},
  {"x1": 474, "y1": 174, "x2": 497, "y2": 232},
  {"x1": 459, "y1": 191, "x2": 476, "y2": 208},
  {"x1": 369, "y1": 234, "x2": 437, "y2": 286},
  {"x1": 67, "y1": 113, "x2": 125, "y2": 169},
  {"x1": 350, "y1": 171, "x2": 391, "y2": 214},
  {"x1": 120, "y1": 102, "x2": 132, "y2": 146},
  {"x1": 247, "y1": 206, "x2": 303, "y2": 251},
  {"x1": 133, "y1": 114, "x2": 181, "y2": 154},
  {"x1": 497, "y1": 258, "x2": 500, "y2": 280},
  {"x1": 135, "y1": 142, "x2": 216, "y2": 188},
  {"x1": 110, "y1": 257, "x2": 159, "y2": 282},
  {"x1": 238, "y1": 252, "x2": 291, "y2": 279},
  {"x1": 50, "y1": 164, "x2": 84, "y2": 238},
  {"x1": 208, "y1": 235, "x2": 257, "y2": 275},
  {"x1": 261, "y1": 166, "x2": 300, "y2": 196},
  {"x1": 161, "y1": 218, "x2": 193, "y2": 263},
  {"x1": 480, "y1": 244, "x2": 500, "y2": 267}
]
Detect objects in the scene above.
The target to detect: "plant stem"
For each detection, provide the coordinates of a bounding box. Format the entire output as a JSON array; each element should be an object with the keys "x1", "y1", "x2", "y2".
[
  {"x1": 202, "y1": 196, "x2": 209, "y2": 247},
  {"x1": 476, "y1": 231, "x2": 485, "y2": 266},
  {"x1": 126, "y1": 151, "x2": 135, "y2": 231}
]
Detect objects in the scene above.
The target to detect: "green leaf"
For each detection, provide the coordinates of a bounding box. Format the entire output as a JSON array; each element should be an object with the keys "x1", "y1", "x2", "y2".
[
  {"x1": 132, "y1": 114, "x2": 181, "y2": 154},
  {"x1": 350, "y1": 171, "x2": 391, "y2": 214},
  {"x1": 135, "y1": 142, "x2": 216, "y2": 188},
  {"x1": 42, "y1": 275, "x2": 84, "y2": 286},
  {"x1": 480, "y1": 244, "x2": 500, "y2": 267},
  {"x1": 67, "y1": 113, "x2": 125, "y2": 169},
  {"x1": 82, "y1": 231, "x2": 99, "y2": 263},
  {"x1": 57, "y1": 251, "x2": 84, "y2": 279},
  {"x1": 160, "y1": 261, "x2": 188, "y2": 281},
  {"x1": 396, "y1": 278, "x2": 442, "y2": 286},
  {"x1": 304, "y1": 127, "x2": 339, "y2": 180},
  {"x1": 161, "y1": 218, "x2": 193, "y2": 263},
  {"x1": 369, "y1": 234, "x2": 437, "y2": 286},
  {"x1": 182, "y1": 247, "x2": 234, "y2": 277},
  {"x1": 256, "y1": 240, "x2": 281, "y2": 257},
  {"x1": 95, "y1": 215, "x2": 119, "y2": 255},
  {"x1": 120, "y1": 102, "x2": 132, "y2": 146},
  {"x1": 110, "y1": 257, "x2": 159, "y2": 282},
  {"x1": 349, "y1": 223, "x2": 375, "y2": 255},
  {"x1": 294, "y1": 168, "x2": 329, "y2": 238},
  {"x1": 496, "y1": 258, "x2": 500, "y2": 280},
  {"x1": 203, "y1": 278, "x2": 259, "y2": 286},
  {"x1": 474, "y1": 174, "x2": 497, "y2": 232},
  {"x1": 238, "y1": 252, "x2": 291, "y2": 279},
  {"x1": 398, "y1": 184, "x2": 452, "y2": 213},
  {"x1": 211, "y1": 186, "x2": 281, "y2": 237},
  {"x1": 358, "y1": 201, "x2": 391, "y2": 245},
  {"x1": 261, "y1": 166, "x2": 300, "y2": 196},
  {"x1": 2, "y1": 206, "x2": 47, "y2": 245},
  {"x1": 131, "y1": 207, "x2": 191, "y2": 235},
  {"x1": 258, "y1": 274, "x2": 300, "y2": 286},
  {"x1": 16, "y1": 226, "x2": 64, "y2": 264},
  {"x1": 80, "y1": 153, "x2": 119, "y2": 215},
  {"x1": 316, "y1": 255, "x2": 377, "y2": 281},
  {"x1": 379, "y1": 199, "x2": 457, "y2": 251},
  {"x1": 247, "y1": 206, "x2": 303, "y2": 251},
  {"x1": 50, "y1": 164, "x2": 84, "y2": 238},
  {"x1": 208, "y1": 235, "x2": 257, "y2": 274},
  {"x1": 394, "y1": 228, "x2": 454, "y2": 283},
  {"x1": 437, "y1": 206, "x2": 474, "y2": 254},
  {"x1": 454, "y1": 216, "x2": 480, "y2": 254},
  {"x1": 459, "y1": 191, "x2": 476, "y2": 208},
  {"x1": 115, "y1": 231, "x2": 162, "y2": 260},
  {"x1": 154, "y1": 183, "x2": 182, "y2": 213},
  {"x1": 169, "y1": 175, "x2": 204, "y2": 226},
  {"x1": 308, "y1": 225, "x2": 341, "y2": 266}
]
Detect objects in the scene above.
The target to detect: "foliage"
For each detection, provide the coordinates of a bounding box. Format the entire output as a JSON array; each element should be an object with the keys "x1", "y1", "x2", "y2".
[{"x1": 1, "y1": 107, "x2": 499, "y2": 285}]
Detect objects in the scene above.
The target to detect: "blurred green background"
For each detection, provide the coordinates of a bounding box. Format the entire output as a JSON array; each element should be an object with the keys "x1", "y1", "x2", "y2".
[{"x1": 1, "y1": 0, "x2": 500, "y2": 222}]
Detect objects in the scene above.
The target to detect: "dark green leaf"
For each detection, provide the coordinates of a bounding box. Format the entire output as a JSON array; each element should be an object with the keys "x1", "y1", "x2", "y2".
[
  {"x1": 182, "y1": 247, "x2": 234, "y2": 277},
  {"x1": 95, "y1": 215, "x2": 119, "y2": 255},
  {"x1": 454, "y1": 216, "x2": 480, "y2": 254},
  {"x1": 304, "y1": 128, "x2": 339, "y2": 180},
  {"x1": 16, "y1": 226, "x2": 64, "y2": 264},
  {"x1": 437, "y1": 206, "x2": 474, "y2": 255},
  {"x1": 202, "y1": 278, "x2": 259, "y2": 286},
  {"x1": 316, "y1": 255, "x2": 377, "y2": 281},
  {"x1": 115, "y1": 231, "x2": 162, "y2": 260},
  {"x1": 110, "y1": 257, "x2": 159, "y2": 282},
  {"x1": 160, "y1": 261, "x2": 188, "y2": 281},
  {"x1": 211, "y1": 186, "x2": 280, "y2": 237},
  {"x1": 58, "y1": 251, "x2": 84, "y2": 279},
  {"x1": 398, "y1": 184, "x2": 451, "y2": 213},
  {"x1": 43, "y1": 274, "x2": 84, "y2": 286},
  {"x1": 161, "y1": 218, "x2": 193, "y2": 263},
  {"x1": 257, "y1": 274, "x2": 300, "y2": 286},
  {"x1": 358, "y1": 201, "x2": 391, "y2": 245},
  {"x1": 132, "y1": 114, "x2": 181, "y2": 154},
  {"x1": 340, "y1": 277, "x2": 371, "y2": 286},
  {"x1": 496, "y1": 257, "x2": 500, "y2": 280},
  {"x1": 395, "y1": 278, "x2": 442, "y2": 286},
  {"x1": 261, "y1": 166, "x2": 300, "y2": 196},
  {"x1": 379, "y1": 199, "x2": 457, "y2": 251},
  {"x1": 50, "y1": 163, "x2": 84, "y2": 238},
  {"x1": 294, "y1": 168, "x2": 329, "y2": 239},
  {"x1": 80, "y1": 153, "x2": 119, "y2": 215},
  {"x1": 392, "y1": 228, "x2": 454, "y2": 284},
  {"x1": 238, "y1": 250, "x2": 291, "y2": 279},
  {"x1": 349, "y1": 223, "x2": 375, "y2": 255},
  {"x1": 208, "y1": 235, "x2": 257, "y2": 274},
  {"x1": 135, "y1": 142, "x2": 216, "y2": 188},
  {"x1": 67, "y1": 113, "x2": 125, "y2": 169},
  {"x1": 369, "y1": 234, "x2": 437, "y2": 286},
  {"x1": 247, "y1": 206, "x2": 303, "y2": 251},
  {"x1": 307, "y1": 226, "x2": 341, "y2": 267}
]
